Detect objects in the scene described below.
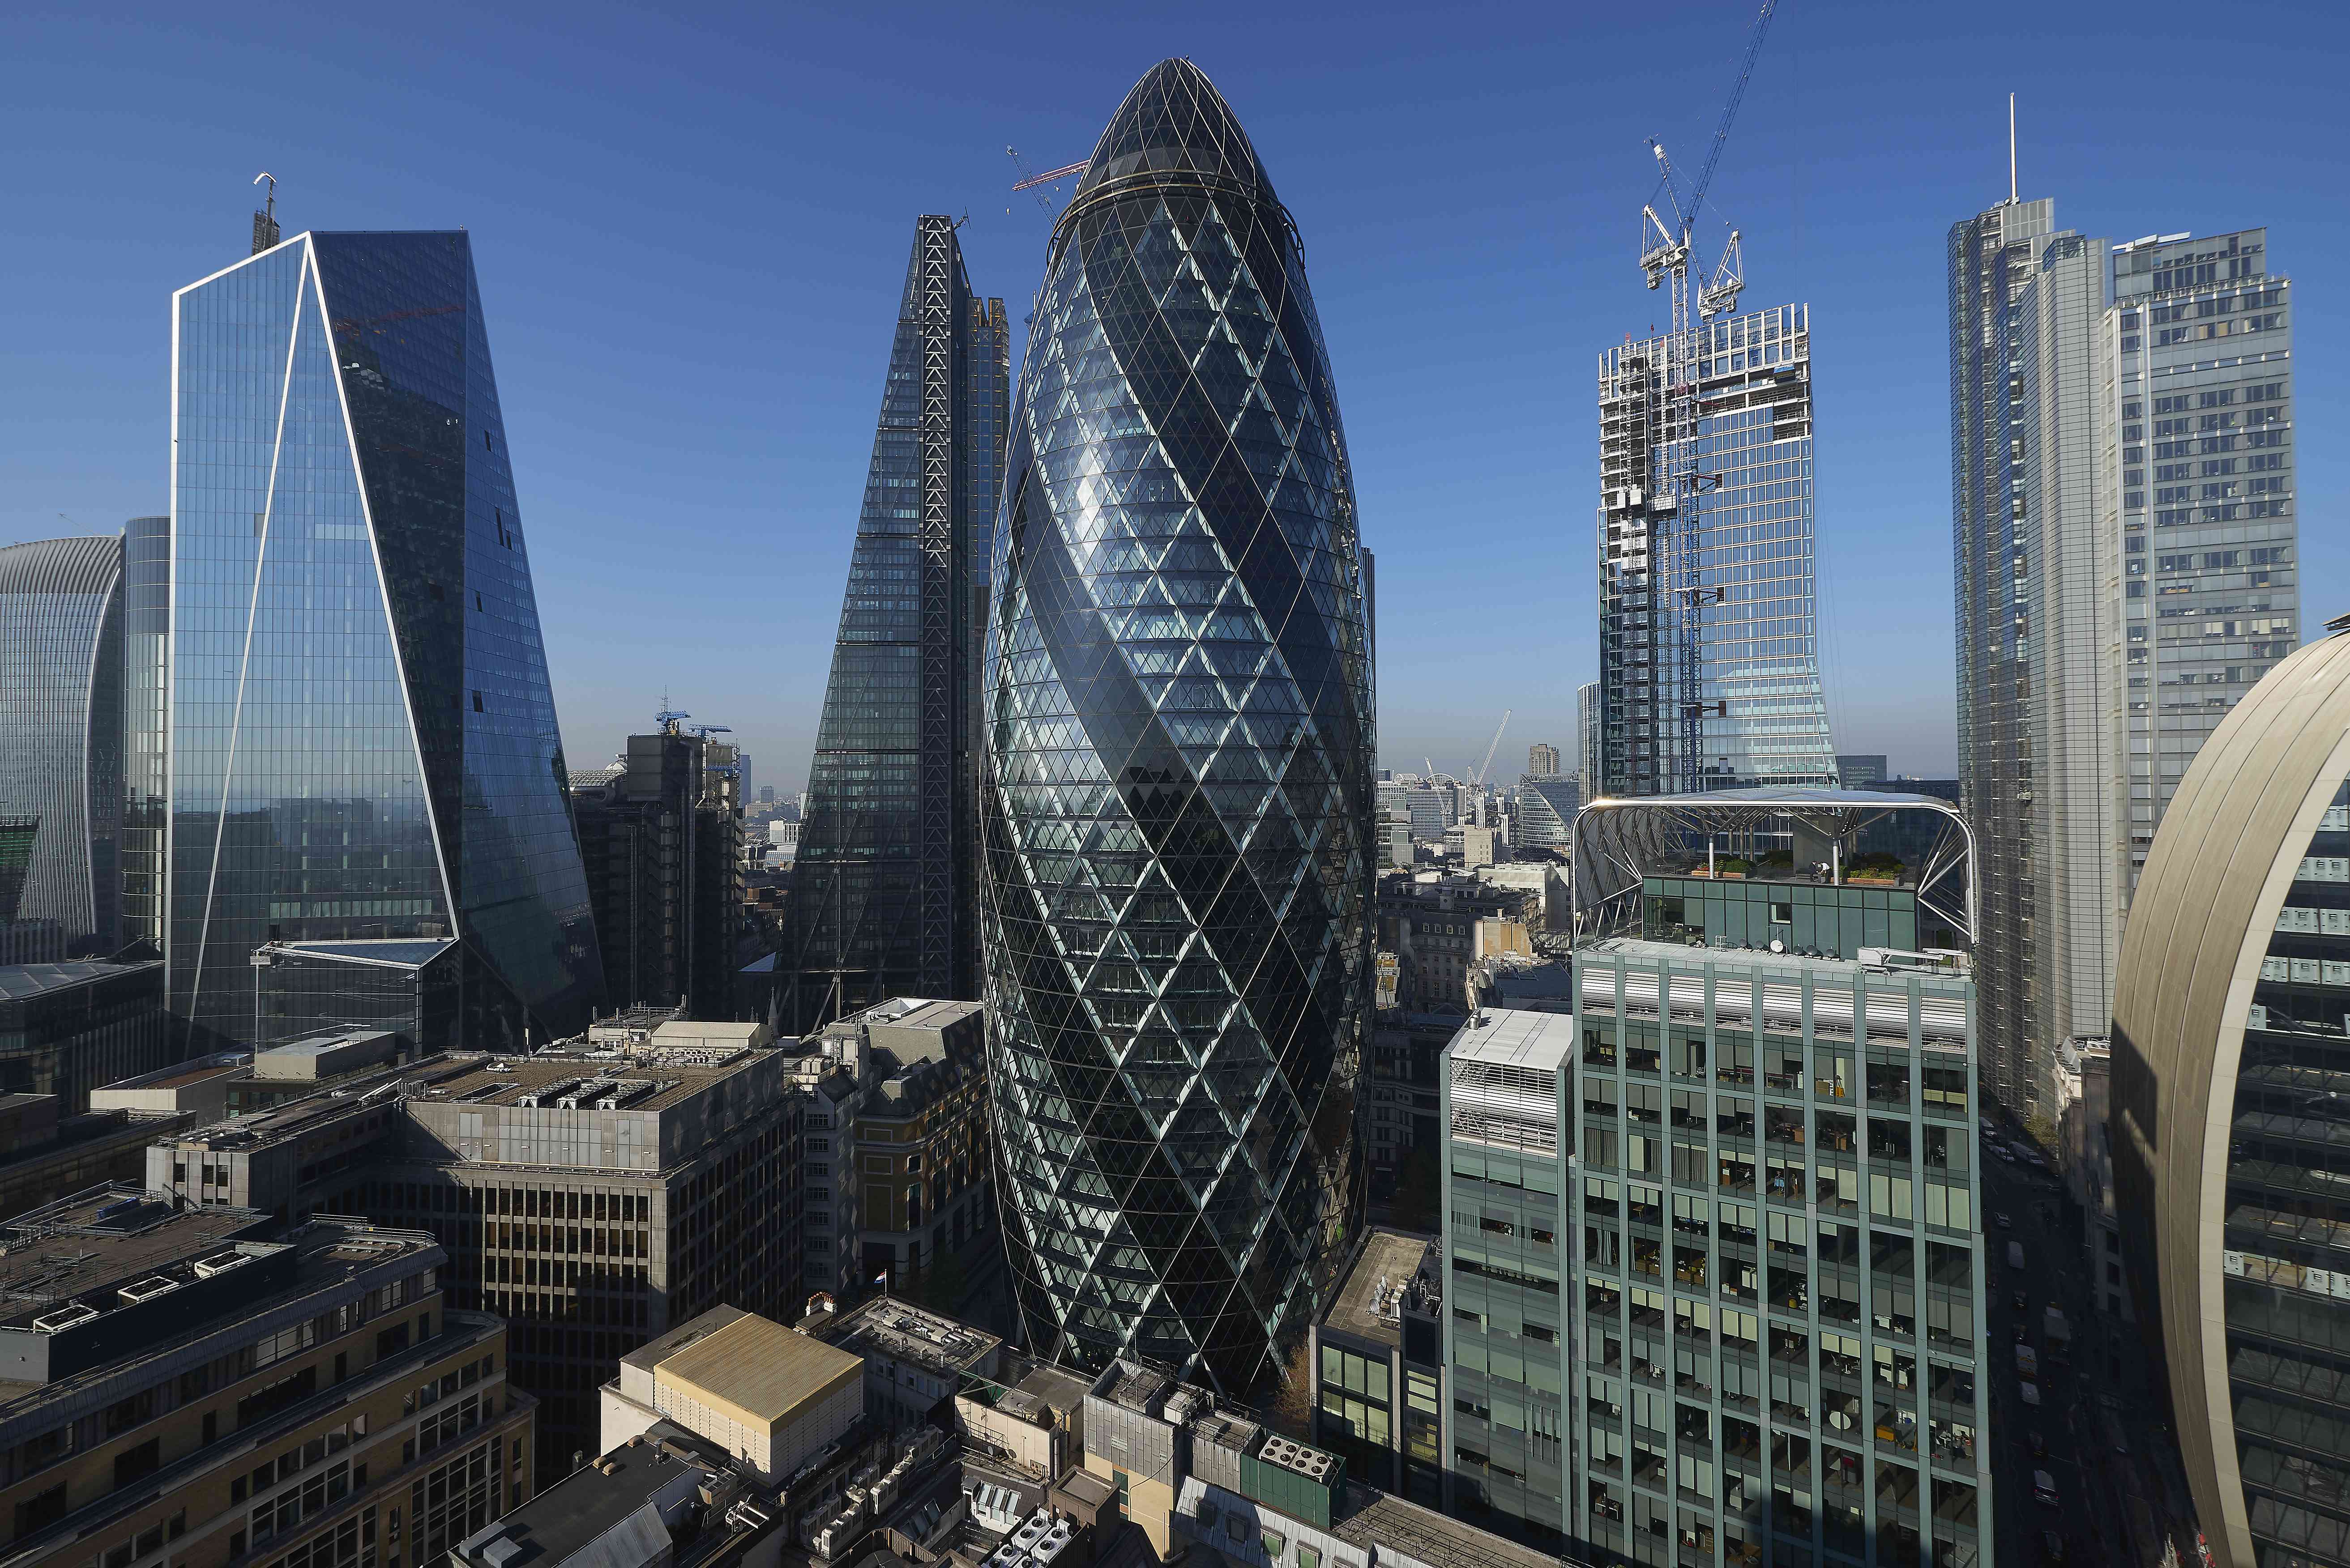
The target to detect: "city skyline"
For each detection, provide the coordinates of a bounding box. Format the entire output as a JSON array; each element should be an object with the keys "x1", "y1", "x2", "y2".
[{"x1": 4, "y1": 4, "x2": 2341, "y2": 793}]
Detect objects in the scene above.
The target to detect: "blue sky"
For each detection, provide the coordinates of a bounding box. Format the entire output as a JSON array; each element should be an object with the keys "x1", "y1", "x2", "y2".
[{"x1": 3, "y1": 0, "x2": 2343, "y2": 792}]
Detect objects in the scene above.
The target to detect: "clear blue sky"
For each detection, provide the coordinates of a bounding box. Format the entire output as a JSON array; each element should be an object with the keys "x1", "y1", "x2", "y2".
[{"x1": 3, "y1": 0, "x2": 2343, "y2": 792}]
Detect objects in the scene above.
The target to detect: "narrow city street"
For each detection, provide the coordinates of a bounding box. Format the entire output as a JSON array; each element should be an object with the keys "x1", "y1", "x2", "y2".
[{"x1": 1979, "y1": 1133, "x2": 2200, "y2": 1566}]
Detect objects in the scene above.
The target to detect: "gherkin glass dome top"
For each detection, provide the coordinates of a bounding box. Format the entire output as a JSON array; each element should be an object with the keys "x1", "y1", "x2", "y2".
[{"x1": 981, "y1": 58, "x2": 1374, "y2": 1393}]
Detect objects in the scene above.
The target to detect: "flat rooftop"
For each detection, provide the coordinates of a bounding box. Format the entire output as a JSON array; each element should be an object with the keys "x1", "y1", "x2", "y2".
[
  {"x1": 459, "y1": 1423, "x2": 731, "y2": 1568},
  {"x1": 405, "y1": 1048, "x2": 764, "y2": 1113},
  {"x1": 657, "y1": 1312, "x2": 863, "y2": 1425},
  {"x1": 1101, "y1": 1359, "x2": 1172, "y2": 1413},
  {"x1": 1322, "y1": 1230, "x2": 1436, "y2": 1351},
  {"x1": 0, "y1": 1187, "x2": 269, "y2": 1321},
  {"x1": 1333, "y1": 1486, "x2": 1571, "y2": 1568},
  {"x1": 820, "y1": 1298, "x2": 999, "y2": 1376},
  {"x1": 1446, "y1": 1008, "x2": 1576, "y2": 1074}
]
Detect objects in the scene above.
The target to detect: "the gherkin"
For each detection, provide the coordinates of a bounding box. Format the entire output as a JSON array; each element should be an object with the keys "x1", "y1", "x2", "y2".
[{"x1": 980, "y1": 58, "x2": 1375, "y2": 1392}]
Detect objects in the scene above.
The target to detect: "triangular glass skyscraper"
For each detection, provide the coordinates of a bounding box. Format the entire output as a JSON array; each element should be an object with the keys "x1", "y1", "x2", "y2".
[
  {"x1": 168, "y1": 230, "x2": 603, "y2": 1050},
  {"x1": 782, "y1": 217, "x2": 1008, "y2": 1029}
]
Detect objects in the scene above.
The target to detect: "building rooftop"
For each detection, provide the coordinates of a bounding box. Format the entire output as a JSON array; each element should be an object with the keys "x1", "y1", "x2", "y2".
[
  {"x1": 816, "y1": 1297, "x2": 1000, "y2": 1377},
  {"x1": 94, "y1": 1055, "x2": 249, "y2": 1095},
  {"x1": 1330, "y1": 1485, "x2": 1572, "y2": 1568},
  {"x1": 1446, "y1": 1008, "x2": 1576, "y2": 1075},
  {"x1": 656, "y1": 1312, "x2": 863, "y2": 1427},
  {"x1": 1321, "y1": 1229, "x2": 1437, "y2": 1351},
  {"x1": 455, "y1": 1422, "x2": 743, "y2": 1568},
  {"x1": 1581, "y1": 935, "x2": 1970, "y2": 988},
  {"x1": 406, "y1": 1049, "x2": 764, "y2": 1113},
  {"x1": 0, "y1": 1185, "x2": 271, "y2": 1325},
  {"x1": 0, "y1": 958, "x2": 162, "y2": 1001},
  {"x1": 1100, "y1": 1358, "x2": 1173, "y2": 1414}
]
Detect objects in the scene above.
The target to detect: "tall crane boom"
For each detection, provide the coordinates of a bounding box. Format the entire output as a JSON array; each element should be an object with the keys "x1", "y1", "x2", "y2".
[{"x1": 1471, "y1": 710, "x2": 1513, "y2": 787}]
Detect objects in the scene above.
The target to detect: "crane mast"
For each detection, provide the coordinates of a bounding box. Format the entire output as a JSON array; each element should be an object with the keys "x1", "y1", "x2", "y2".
[{"x1": 1627, "y1": 0, "x2": 1775, "y2": 794}]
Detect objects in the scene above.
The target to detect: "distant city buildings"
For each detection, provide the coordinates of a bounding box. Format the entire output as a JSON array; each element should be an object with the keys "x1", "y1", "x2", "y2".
[
  {"x1": 1527, "y1": 742, "x2": 1562, "y2": 779},
  {"x1": 1598, "y1": 303, "x2": 1837, "y2": 797},
  {"x1": 981, "y1": 58, "x2": 1375, "y2": 1392},
  {"x1": 783, "y1": 217, "x2": 1007, "y2": 1033},
  {"x1": 168, "y1": 229, "x2": 602, "y2": 1052}
]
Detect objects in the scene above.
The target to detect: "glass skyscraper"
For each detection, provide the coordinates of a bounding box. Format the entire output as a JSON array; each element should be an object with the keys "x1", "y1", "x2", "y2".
[
  {"x1": 0, "y1": 534, "x2": 124, "y2": 956},
  {"x1": 1950, "y1": 200, "x2": 2295, "y2": 1125},
  {"x1": 782, "y1": 217, "x2": 1007, "y2": 1030},
  {"x1": 980, "y1": 58, "x2": 1376, "y2": 1393},
  {"x1": 169, "y1": 230, "x2": 601, "y2": 1052},
  {"x1": 1598, "y1": 304, "x2": 1836, "y2": 797},
  {"x1": 122, "y1": 516, "x2": 170, "y2": 949}
]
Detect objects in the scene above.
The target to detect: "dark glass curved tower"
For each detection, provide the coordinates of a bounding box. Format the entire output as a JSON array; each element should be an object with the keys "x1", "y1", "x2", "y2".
[{"x1": 980, "y1": 58, "x2": 1375, "y2": 1392}]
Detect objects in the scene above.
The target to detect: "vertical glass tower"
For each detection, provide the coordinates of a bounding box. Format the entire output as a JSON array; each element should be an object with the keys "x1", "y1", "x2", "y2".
[
  {"x1": 783, "y1": 217, "x2": 1007, "y2": 1030},
  {"x1": 1598, "y1": 305, "x2": 1836, "y2": 797},
  {"x1": 980, "y1": 58, "x2": 1376, "y2": 1393},
  {"x1": 0, "y1": 534, "x2": 124, "y2": 955},
  {"x1": 169, "y1": 230, "x2": 602, "y2": 1052},
  {"x1": 122, "y1": 516, "x2": 170, "y2": 949}
]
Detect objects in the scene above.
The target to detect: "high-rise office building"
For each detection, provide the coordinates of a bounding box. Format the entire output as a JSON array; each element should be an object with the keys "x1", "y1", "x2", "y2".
[
  {"x1": 1527, "y1": 742, "x2": 1562, "y2": 779},
  {"x1": 571, "y1": 719, "x2": 744, "y2": 1017},
  {"x1": 122, "y1": 516, "x2": 170, "y2": 948},
  {"x1": 0, "y1": 535, "x2": 124, "y2": 958},
  {"x1": 2112, "y1": 627, "x2": 2349, "y2": 1568},
  {"x1": 1530, "y1": 791, "x2": 1989, "y2": 1565},
  {"x1": 1577, "y1": 679, "x2": 1602, "y2": 797},
  {"x1": 169, "y1": 230, "x2": 603, "y2": 1051},
  {"x1": 783, "y1": 217, "x2": 1008, "y2": 1031},
  {"x1": 1598, "y1": 304, "x2": 1836, "y2": 798},
  {"x1": 1512, "y1": 775, "x2": 1582, "y2": 853},
  {"x1": 2111, "y1": 228, "x2": 2297, "y2": 873},
  {"x1": 1951, "y1": 197, "x2": 2294, "y2": 1124},
  {"x1": 981, "y1": 58, "x2": 1376, "y2": 1393}
]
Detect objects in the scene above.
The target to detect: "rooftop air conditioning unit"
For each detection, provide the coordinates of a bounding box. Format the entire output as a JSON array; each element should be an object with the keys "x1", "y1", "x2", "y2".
[
  {"x1": 192, "y1": 1249, "x2": 252, "y2": 1278},
  {"x1": 32, "y1": 1303, "x2": 100, "y2": 1333},
  {"x1": 117, "y1": 1275, "x2": 183, "y2": 1305}
]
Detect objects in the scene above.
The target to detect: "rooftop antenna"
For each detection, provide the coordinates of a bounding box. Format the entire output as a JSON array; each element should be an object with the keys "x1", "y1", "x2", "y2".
[
  {"x1": 251, "y1": 172, "x2": 280, "y2": 255},
  {"x1": 2007, "y1": 94, "x2": 2018, "y2": 205}
]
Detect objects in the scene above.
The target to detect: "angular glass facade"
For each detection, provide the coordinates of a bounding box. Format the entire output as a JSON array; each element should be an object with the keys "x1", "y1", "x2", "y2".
[
  {"x1": 783, "y1": 217, "x2": 1007, "y2": 1030},
  {"x1": 169, "y1": 231, "x2": 600, "y2": 1052},
  {"x1": 0, "y1": 534, "x2": 124, "y2": 955},
  {"x1": 980, "y1": 58, "x2": 1376, "y2": 1393},
  {"x1": 1599, "y1": 306, "x2": 1836, "y2": 796}
]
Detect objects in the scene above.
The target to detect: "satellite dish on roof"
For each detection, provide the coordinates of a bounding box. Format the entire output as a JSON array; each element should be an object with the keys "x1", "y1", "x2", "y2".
[{"x1": 1769, "y1": 939, "x2": 1785, "y2": 954}]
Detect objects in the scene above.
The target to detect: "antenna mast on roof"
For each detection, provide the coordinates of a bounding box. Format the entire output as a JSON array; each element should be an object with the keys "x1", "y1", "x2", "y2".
[{"x1": 251, "y1": 173, "x2": 280, "y2": 255}]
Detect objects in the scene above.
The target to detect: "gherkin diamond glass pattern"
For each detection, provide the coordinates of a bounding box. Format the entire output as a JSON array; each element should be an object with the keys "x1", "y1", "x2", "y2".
[{"x1": 980, "y1": 59, "x2": 1374, "y2": 1394}]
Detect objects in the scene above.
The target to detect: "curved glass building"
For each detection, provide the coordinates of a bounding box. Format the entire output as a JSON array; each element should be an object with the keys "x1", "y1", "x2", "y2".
[
  {"x1": 980, "y1": 58, "x2": 1375, "y2": 1391},
  {"x1": 169, "y1": 231, "x2": 602, "y2": 1051},
  {"x1": 2115, "y1": 626, "x2": 2350, "y2": 1568},
  {"x1": 0, "y1": 534, "x2": 124, "y2": 955}
]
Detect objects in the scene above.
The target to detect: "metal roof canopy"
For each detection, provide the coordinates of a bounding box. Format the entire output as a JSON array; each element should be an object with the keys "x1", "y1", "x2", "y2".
[{"x1": 1572, "y1": 788, "x2": 1976, "y2": 951}]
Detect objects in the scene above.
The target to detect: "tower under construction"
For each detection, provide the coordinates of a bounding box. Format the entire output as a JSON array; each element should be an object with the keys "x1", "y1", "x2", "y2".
[{"x1": 1598, "y1": 303, "x2": 1836, "y2": 794}]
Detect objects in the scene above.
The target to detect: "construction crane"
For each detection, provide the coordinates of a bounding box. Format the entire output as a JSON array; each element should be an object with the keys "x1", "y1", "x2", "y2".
[
  {"x1": 1006, "y1": 147, "x2": 1086, "y2": 214},
  {"x1": 1630, "y1": 0, "x2": 1776, "y2": 793},
  {"x1": 1470, "y1": 710, "x2": 1513, "y2": 787}
]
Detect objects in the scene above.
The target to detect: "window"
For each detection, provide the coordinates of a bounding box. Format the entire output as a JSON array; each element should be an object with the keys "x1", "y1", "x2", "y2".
[{"x1": 114, "y1": 1438, "x2": 161, "y2": 1488}]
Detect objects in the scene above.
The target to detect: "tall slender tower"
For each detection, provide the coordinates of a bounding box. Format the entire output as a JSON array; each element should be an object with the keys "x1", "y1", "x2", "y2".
[
  {"x1": 1597, "y1": 305, "x2": 1836, "y2": 795},
  {"x1": 782, "y1": 218, "x2": 1007, "y2": 1031},
  {"x1": 169, "y1": 230, "x2": 602, "y2": 1051},
  {"x1": 981, "y1": 59, "x2": 1375, "y2": 1393}
]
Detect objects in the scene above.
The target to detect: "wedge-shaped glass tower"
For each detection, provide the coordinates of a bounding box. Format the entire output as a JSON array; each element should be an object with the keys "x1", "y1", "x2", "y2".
[
  {"x1": 169, "y1": 231, "x2": 602, "y2": 1051},
  {"x1": 782, "y1": 217, "x2": 1008, "y2": 1030},
  {"x1": 981, "y1": 59, "x2": 1376, "y2": 1392}
]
